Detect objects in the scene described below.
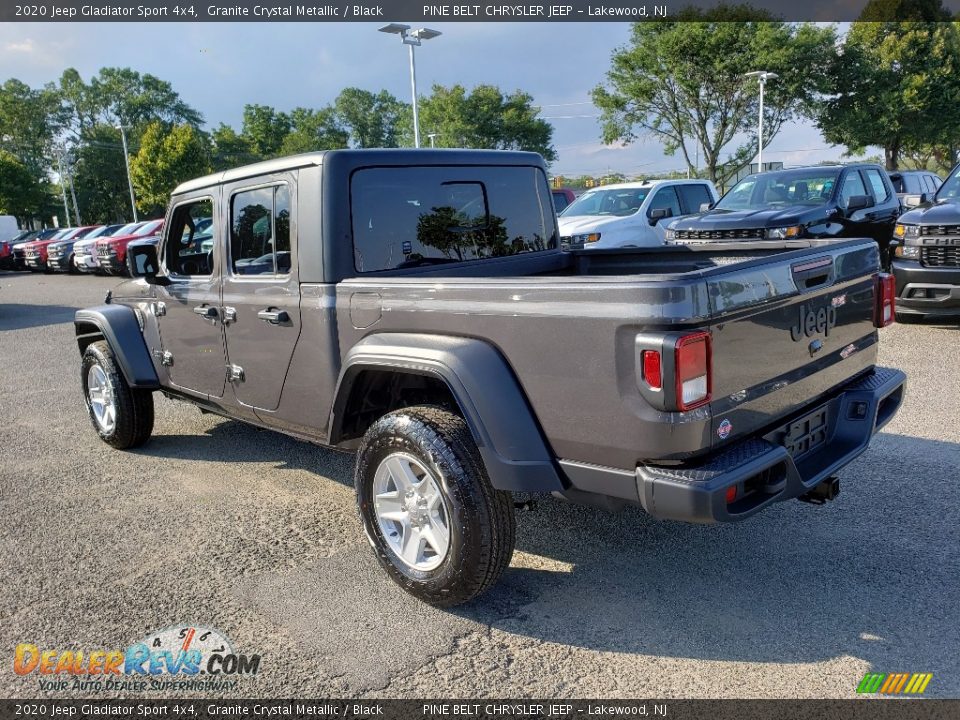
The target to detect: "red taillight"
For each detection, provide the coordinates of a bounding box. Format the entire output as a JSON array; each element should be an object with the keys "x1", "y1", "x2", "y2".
[
  {"x1": 725, "y1": 486, "x2": 737, "y2": 504},
  {"x1": 641, "y1": 350, "x2": 662, "y2": 390},
  {"x1": 874, "y1": 273, "x2": 895, "y2": 328},
  {"x1": 675, "y1": 331, "x2": 711, "y2": 411}
]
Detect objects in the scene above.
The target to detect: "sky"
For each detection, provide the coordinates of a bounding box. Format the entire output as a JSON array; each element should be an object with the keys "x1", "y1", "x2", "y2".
[{"x1": 0, "y1": 21, "x2": 859, "y2": 178}]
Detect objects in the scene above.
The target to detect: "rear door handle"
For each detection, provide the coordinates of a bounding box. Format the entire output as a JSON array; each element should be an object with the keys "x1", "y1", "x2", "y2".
[
  {"x1": 257, "y1": 308, "x2": 289, "y2": 324},
  {"x1": 193, "y1": 305, "x2": 218, "y2": 319}
]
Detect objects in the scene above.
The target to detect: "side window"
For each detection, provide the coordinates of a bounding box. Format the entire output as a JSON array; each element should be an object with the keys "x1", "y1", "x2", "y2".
[
  {"x1": 677, "y1": 184, "x2": 712, "y2": 214},
  {"x1": 864, "y1": 169, "x2": 890, "y2": 202},
  {"x1": 165, "y1": 198, "x2": 215, "y2": 277},
  {"x1": 904, "y1": 175, "x2": 923, "y2": 194},
  {"x1": 647, "y1": 186, "x2": 681, "y2": 219},
  {"x1": 839, "y1": 171, "x2": 868, "y2": 207},
  {"x1": 924, "y1": 175, "x2": 940, "y2": 193},
  {"x1": 230, "y1": 185, "x2": 291, "y2": 276}
]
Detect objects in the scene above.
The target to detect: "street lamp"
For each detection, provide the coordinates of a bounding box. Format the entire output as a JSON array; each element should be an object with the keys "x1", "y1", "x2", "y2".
[
  {"x1": 744, "y1": 71, "x2": 778, "y2": 172},
  {"x1": 378, "y1": 23, "x2": 442, "y2": 149},
  {"x1": 427, "y1": 132, "x2": 438, "y2": 148},
  {"x1": 115, "y1": 123, "x2": 138, "y2": 222}
]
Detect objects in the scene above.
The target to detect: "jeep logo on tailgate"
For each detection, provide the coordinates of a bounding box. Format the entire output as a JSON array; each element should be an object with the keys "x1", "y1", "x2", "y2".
[{"x1": 790, "y1": 301, "x2": 838, "y2": 341}]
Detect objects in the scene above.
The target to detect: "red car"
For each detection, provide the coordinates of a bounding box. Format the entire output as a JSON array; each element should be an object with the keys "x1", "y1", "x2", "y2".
[
  {"x1": 96, "y1": 219, "x2": 164, "y2": 275},
  {"x1": 24, "y1": 227, "x2": 98, "y2": 272}
]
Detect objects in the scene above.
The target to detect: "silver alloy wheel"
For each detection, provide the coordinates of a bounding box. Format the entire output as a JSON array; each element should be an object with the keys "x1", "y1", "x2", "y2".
[
  {"x1": 372, "y1": 452, "x2": 451, "y2": 572},
  {"x1": 87, "y1": 364, "x2": 117, "y2": 434}
]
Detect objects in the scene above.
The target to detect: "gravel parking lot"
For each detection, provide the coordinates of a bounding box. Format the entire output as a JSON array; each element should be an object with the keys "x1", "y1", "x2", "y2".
[{"x1": 1, "y1": 271, "x2": 958, "y2": 699}]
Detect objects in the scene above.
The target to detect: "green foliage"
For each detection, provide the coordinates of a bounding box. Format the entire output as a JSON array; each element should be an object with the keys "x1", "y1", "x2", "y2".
[
  {"x1": 818, "y1": 5, "x2": 960, "y2": 169},
  {"x1": 210, "y1": 123, "x2": 259, "y2": 171},
  {"x1": 72, "y1": 124, "x2": 136, "y2": 223},
  {"x1": 592, "y1": 10, "x2": 836, "y2": 184},
  {"x1": 241, "y1": 104, "x2": 291, "y2": 158},
  {"x1": 280, "y1": 107, "x2": 349, "y2": 154},
  {"x1": 0, "y1": 150, "x2": 50, "y2": 224},
  {"x1": 131, "y1": 122, "x2": 211, "y2": 217},
  {"x1": 334, "y1": 88, "x2": 408, "y2": 148},
  {"x1": 418, "y1": 84, "x2": 556, "y2": 161}
]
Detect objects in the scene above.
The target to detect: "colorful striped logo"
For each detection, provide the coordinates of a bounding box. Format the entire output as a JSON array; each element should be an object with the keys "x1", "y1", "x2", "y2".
[{"x1": 857, "y1": 672, "x2": 933, "y2": 695}]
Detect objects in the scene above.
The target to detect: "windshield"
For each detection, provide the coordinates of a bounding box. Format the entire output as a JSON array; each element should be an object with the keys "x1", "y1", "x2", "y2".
[
  {"x1": 935, "y1": 168, "x2": 960, "y2": 202},
  {"x1": 112, "y1": 222, "x2": 144, "y2": 237},
  {"x1": 717, "y1": 169, "x2": 840, "y2": 210},
  {"x1": 561, "y1": 187, "x2": 651, "y2": 217},
  {"x1": 85, "y1": 224, "x2": 125, "y2": 239},
  {"x1": 134, "y1": 220, "x2": 163, "y2": 237}
]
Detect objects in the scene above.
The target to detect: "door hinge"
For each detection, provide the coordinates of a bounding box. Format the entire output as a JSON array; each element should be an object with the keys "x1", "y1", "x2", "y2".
[{"x1": 227, "y1": 364, "x2": 244, "y2": 382}]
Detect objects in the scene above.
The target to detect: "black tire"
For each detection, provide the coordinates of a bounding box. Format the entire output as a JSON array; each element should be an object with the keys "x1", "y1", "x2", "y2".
[
  {"x1": 355, "y1": 405, "x2": 516, "y2": 607},
  {"x1": 81, "y1": 340, "x2": 154, "y2": 449}
]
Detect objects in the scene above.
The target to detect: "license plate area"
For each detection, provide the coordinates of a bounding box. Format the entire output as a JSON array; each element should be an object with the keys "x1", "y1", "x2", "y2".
[{"x1": 784, "y1": 405, "x2": 829, "y2": 458}]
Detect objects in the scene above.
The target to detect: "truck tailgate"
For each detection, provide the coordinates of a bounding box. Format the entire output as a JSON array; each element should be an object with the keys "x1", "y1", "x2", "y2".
[{"x1": 706, "y1": 239, "x2": 881, "y2": 449}]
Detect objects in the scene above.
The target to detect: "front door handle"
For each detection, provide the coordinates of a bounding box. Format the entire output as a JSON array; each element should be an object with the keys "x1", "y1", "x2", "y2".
[
  {"x1": 257, "y1": 308, "x2": 289, "y2": 324},
  {"x1": 193, "y1": 305, "x2": 218, "y2": 319}
]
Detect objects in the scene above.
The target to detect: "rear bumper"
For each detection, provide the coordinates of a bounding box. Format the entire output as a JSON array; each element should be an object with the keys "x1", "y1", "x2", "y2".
[
  {"x1": 892, "y1": 259, "x2": 960, "y2": 315},
  {"x1": 558, "y1": 366, "x2": 906, "y2": 523}
]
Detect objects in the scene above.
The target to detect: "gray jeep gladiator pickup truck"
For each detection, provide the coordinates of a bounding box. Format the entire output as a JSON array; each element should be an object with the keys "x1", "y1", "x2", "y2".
[{"x1": 73, "y1": 149, "x2": 906, "y2": 606}]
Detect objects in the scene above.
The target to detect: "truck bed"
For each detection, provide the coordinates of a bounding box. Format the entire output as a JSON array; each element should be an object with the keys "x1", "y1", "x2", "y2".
[{"x1": 334, "y1": 238, "x2": 884, "y2": 471}]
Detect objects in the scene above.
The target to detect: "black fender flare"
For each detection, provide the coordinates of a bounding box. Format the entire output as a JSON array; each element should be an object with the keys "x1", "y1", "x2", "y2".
[
  {"x1": 330, "y1": 333, "x2": 564, "y2": 493},
  {"x1": 74, "y1": 305, "x2": 160, "y2": 389}
]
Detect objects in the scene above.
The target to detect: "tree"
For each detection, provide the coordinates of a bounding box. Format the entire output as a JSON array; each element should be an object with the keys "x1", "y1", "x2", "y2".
[
  {"x1": 418, "y1": 84, "x2": 556, "y2": 160},
  {"x1": 334, "y1": 88, "x2": 408, "y2": 147},
  {"x1": 0, "y1": 79, "x2": 63, "y2": 179},
  {"x1": 0, "y1": 150, "x2": 50, "y2": 225},
  {"x1": 817, "y1": 0, "x2": 960, "y2": 170},
  {"x1": 280, "y1": 107, "x2": 349, "y2": 154},
  {"x1": 131, "y1": 122, "x2": 211, "y2": 217},
  {"x1": 211, "y1": 123, "x2": 259, "y2": 170},
  {"x1": 72, "y1": 124, "x2": 136, "y2": 223},
  {"x1": 592, "y1": 7, "x2": 836, "y2": 184},
  {"x1": 241, "y1": 104, "x2": 291, "y2": 158}
]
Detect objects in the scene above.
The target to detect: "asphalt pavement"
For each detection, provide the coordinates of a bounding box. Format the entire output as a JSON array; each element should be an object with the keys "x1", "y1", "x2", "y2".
[{"x1": 1, "y1": 271, "x2": 958, "y2": 699}]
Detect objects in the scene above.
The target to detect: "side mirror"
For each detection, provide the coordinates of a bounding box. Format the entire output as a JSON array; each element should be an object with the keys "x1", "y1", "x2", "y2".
[
  {"x1": 903, "y1": 193, "x2": 928, "y2": 208},
  {"x1": 699, "y1": 202, "x2": 713, "y2": 212},
  {"x1": 127, "y1": 243, "x2": 168, "y2": 285},
  {"x1": 845, "y1": 194, "x2": 872, "y2": 213},
  {"x1": 648, "y1": 207, "x2": 672, "y2": 225}
]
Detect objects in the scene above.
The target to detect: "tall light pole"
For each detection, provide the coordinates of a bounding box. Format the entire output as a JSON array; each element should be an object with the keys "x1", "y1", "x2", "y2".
[
  {"x1": 65, "y1": 150, "x2": 81, "y2": 226},
  {"x1": 116, "y1": 123, "x2": 138, "y2": 222},
  {"x1": 55, "y1": 148, "x2": 70, "y2": 227},
  {"x1": 427, "y1": 132, "x2": 437, "y2": 148},
  {"x1": 744, "y1": 71, "x2": 778, "y2": 172},
  {"x1": 378, "y1": 23, "x2": 442, "y2": 149}
]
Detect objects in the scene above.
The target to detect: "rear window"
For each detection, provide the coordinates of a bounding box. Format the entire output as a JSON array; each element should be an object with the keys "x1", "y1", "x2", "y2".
[{"x1": 351, "y1": 166, "x2": 557, "y2": 272}]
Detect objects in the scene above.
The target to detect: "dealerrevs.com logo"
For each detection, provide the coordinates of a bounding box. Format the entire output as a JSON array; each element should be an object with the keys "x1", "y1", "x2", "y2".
[{"x1": 13, "y1": 625, "x2": 261, "y2": 693}]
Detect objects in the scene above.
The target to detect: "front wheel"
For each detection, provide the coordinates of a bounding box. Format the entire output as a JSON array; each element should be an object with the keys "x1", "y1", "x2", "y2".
[
  {"x1": 81, "y1": 340, "x2": 154, "y2": 449},
  {"x1": 355, "y1": 406, "x2": 516, "y2": 607}
]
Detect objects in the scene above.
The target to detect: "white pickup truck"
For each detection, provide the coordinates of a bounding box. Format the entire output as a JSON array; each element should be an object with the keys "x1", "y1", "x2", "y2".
[{"x1": 559, "y1": 179, "x2": 719, "y2": 249}]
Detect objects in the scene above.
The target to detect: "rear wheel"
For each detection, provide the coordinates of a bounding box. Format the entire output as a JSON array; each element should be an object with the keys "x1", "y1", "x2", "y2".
[
  {"x1": 355, "y1": 405, "x2": 516, "y2": 607},
  {"x1": 81, "y1": 340, "x2": 154, "y2": 449}
]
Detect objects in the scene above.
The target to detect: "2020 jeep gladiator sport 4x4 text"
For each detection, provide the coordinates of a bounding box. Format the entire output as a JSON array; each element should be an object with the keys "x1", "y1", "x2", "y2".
[{"x1": 73, "y1": 150, "x2": 906, "y2": 606}]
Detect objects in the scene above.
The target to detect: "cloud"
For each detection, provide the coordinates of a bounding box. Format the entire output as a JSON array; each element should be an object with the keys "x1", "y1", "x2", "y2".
[{"x1": 5, "y1": 39, "x2": 34, "y2": 53}]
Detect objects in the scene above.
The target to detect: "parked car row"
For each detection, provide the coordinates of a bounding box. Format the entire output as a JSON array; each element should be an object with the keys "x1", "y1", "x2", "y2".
[
  {"x1": 1, "y1": 220, "x2": 164, "y2": 277},
  {"x1": 556, "y1": 162, "x2": 958, "y2": 321}
]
